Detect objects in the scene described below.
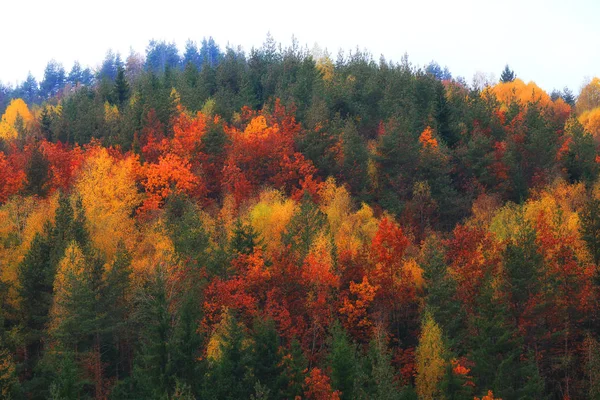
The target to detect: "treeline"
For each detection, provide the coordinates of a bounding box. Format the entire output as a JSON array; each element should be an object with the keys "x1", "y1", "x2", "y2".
[{"x1": 1, "y1": 36, "x2": 600, "y2": 399}]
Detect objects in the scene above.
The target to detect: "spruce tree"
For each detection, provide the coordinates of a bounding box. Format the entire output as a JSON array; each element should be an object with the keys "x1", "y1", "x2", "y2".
[
  {"x1": 500, "y1": 65, "x2": 516, "y2": 83},
  {"x1": 328, "y1": 322, "x2": 358, "y2": 400}
]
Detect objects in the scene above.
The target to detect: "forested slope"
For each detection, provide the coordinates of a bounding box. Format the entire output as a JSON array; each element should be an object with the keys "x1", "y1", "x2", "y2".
[{"x1": 1, "y1": 37, "x2": 600, "y2": 399}]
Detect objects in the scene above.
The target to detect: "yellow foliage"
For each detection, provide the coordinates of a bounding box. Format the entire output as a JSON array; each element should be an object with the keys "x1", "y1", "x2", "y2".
[
  {"x1": 416, "y1": 313, "x2": 446, "y2": 400},
  {"x1": 487, "y1": 79, "x2": 552, "y2": 109},
  {"x1": 75, "y1": 148, "x2": 141, "y2": 260},
  {"x1": 320, "y1": 178, "x2": 352, "y2": 235},
  {"x1": 576, "y1": 77, "x2": 600, "y2": 115},
  {"x1": 0, "y1": 98, "x2": 34, "y2": 140},
  {"x1": 243, "y1": 115, "x2": 272, "y2": 138},
  {"x1": 206, "y1": 309, "x2": 250, "y2": 363},
  {"x1": 130, "y1": 220, "x2": 175, "y2": 281},
  {"x1": 316, "y1": 55, "x2": 334, "y2": 82},
  {"x1": 318, "y1": 178, "x2": 378, "y2": 255},
  {"x1": 0, "y1": 195, "x2": 58, "y2": 310},
  {"x1": 404, "y1": 258, "x2": 425, "y2": 290},
  {"x1": 104, "y1": 101, "x2": 120, "y2": 123},
  {"x1": 578, "y1": 106, "x2": 600, "y2": 138},
  {"x1": 489, "y1": 202, "x2": 524, "y2": 243},
  {"x1": 248, "y1": 189, "x2": 297, "y2": 256},
  {"x1": 219, "y1": 194, "x2": 238, "y2": 241}
]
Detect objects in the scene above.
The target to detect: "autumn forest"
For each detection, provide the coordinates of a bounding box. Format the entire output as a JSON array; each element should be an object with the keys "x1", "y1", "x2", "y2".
[{"x1": 2, "y1": 37, "x2": 600, "y2": 399}]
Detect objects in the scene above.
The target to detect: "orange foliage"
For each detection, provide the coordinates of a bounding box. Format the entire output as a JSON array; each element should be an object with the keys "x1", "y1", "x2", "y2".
[
  {"x1": 488, "y1": 79, "x2": 552, "y2": 109},
  {"x1": 170, "y1": 107, "x2": 208, "y2": 159},
  {"x1": 419, "y1": 126, "x2": 438, "y2": 149},
  {"x1": 304, "y1": 368, "x2": 341, "y2": 400},
  {"x1": 474, "y1": 390, "x2": 502, "y2": 400},
  {"x1": 223, "y1": 105, "x2": 318, "y2": 205},
  {"x1": 339, "y1": 276, "x2": 378, "y2": 341},
  {"x1": 140, "y1": 153, "x2": 203, "y2": 212}
]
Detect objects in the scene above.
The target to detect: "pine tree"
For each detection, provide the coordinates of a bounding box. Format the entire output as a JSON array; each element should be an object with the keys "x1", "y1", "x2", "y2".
[
  {"x1": 203, "y1": 311, "x2": 254, "y2": 400},
  {"x1": 500, "y1": 65, "x2": 516, "y2": 83},
  {"x1": 581, "y1": 197, "x2": 600, "y2": 266},
  {"x1": 113, "y1": 63, "x2": 130, "y2": 108},
  {"x1": 328, "y1": 322, "x2": 358, "y2": 400},
  {"x1": 18, "y1": 223, "x2": 55, "y2": 365},
  {"x1": 24, "y1": 145, "x2": 50, "y2": 197},
  {"x1": 231, "y1": 219, "x2": 260, "y2": 256},
  {"x1": 283, "y1": 192, "x2": 326, "y2": 262},
  {"x1": 250, "y1": 318, "x2": 284, "y2": 396},
  {"x1": 279, "y1": 339, "x2": 307, "y2": 399},
  {"x1": 170, "y1": 292, "x2": 204, "y2": 397},
  {"x1": 132, "y1": 268, "x2": 174, "y2": 399},
  {"x1": 470, "y1": 276, "x2": 545, "y2": 399},
  {"x1": 362, "y1": 332, "x2": 401, "y2": 400}
]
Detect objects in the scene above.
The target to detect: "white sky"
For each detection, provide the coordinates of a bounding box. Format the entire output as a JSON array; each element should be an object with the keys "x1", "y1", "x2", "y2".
[{"x1": 1, "y1": 0, "x2": 598, "y2": 93}]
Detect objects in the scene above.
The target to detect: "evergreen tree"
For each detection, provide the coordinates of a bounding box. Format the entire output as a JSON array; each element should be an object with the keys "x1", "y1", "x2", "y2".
[
  {"x1": 250, "y1": 318, "x2": 284, "y2": 396},
  {"x1": 564, "y1": 117, "x2": 597, "y2": 184},
  {"x1": 328, "y1": 322, "x2": 358, "y2": 400},
  {"x1": 203, "y1": 311, "x2": 253, "y2": 400},
  {"x1": 279, "y1": 339, "x2": 307, "y2": 399},
  {"x1": 470, "y1": 276, "x2": 545, "y2": 399},
  {"x1": 113, "y1": 63, "x2": 131, "y2": 108},
  {"x1": 581, "y1": 197, "x2": 600, "y2": 266},
  {"x1": 18, "y1": 224, "x2": 55, "y2": 366},
  {"x1": 24, "y1": 145, "x2": 50, "y2": 197},
  {"x1": 133, "y1": 267, "x2": 174, "y2": 399},
  {"x1": 283, "y1": 192, "x2": 326, "y2": 261},
  {"x1": 40, "y1": 60, "x2": 66, "y2": 99},
  {"x1": 231, "y1": 219, "x2": 260, "y2": 256},
  {"x1": 500, "y1": 65, "x2": 516, "y2": 83},
  {"x1": 561, "y1": 87, "x2": 576, "y2": 106}
]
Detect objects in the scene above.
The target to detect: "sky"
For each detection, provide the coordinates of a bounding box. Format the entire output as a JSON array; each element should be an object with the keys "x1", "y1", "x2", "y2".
[{"x1": 1, "y1": 0, "x2": 598, "y2": 93}]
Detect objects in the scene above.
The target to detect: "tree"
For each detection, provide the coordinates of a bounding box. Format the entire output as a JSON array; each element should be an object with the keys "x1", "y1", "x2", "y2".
[
  {"x1": 24, "y1": 145, "x2": 50, "y2": 197},
  {"x1": 576, "y1": 77, "x2": 600, "y2": 114},
  {"x1": 18, "y1": 223, "x2": 55, "y2": 378},
  {"x1": 581, "y1": 197, "x2": 600, "y2": 266},
  {"x1": 328, "y1": 322, "x2": 358, "y2": 400},
  {"x1": 415, "y1": 312, "x2": 446, "y2": 400},
  {"x1": 40, "y1": 60, "x2": 66, "y2": 99},
  {"x1": 113, "y1": 63, "x2": 130, "y2": 107},
  {"x1": 203, "y1": 310, "x2": 254, "y2": 399},
  {"x1": 304, "y1": 368, "x2": 341, "y2": 400},
  {"x1": 500, "y1": 65, "x2": 516, "y2": 83}
]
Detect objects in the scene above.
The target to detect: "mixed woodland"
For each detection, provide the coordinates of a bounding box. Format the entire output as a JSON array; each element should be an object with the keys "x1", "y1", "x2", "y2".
[{"x1": 2, "y1": 36, "x2": 600, "y2": 399}]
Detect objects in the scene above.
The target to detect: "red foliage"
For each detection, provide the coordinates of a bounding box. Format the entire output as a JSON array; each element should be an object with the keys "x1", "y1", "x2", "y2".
[
  {"x1": 445, "y1": 224, "x2": 499, "y2": 314},
  {"x1": 40, "y1": 140, "x2": 84, "y2": 192},
  {"x1": 0, "y1": 151, "x2": 25, "y2": 203}
]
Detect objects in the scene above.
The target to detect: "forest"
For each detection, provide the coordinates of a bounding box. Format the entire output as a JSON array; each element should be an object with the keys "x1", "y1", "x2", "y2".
[{"x1": 1, "y1": 35, "x2": 600, "y2": 399}]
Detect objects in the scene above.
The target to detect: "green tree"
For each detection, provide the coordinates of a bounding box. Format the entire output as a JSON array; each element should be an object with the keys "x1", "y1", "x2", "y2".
[
  {"x1": 328, "y1": 321, "x2": 358, "y2": 400},
  {"x1": 500, "y1": 65, "x2": 516, "y2": 83},
  {"x1": 113, "y1": 63, "x2": 130, "y2": 108}
]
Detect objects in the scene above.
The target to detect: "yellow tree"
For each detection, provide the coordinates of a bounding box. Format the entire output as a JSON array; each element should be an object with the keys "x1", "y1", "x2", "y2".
[
  {"x1": 576, "y1": 77, "x2": 600, "y2": 114},
  {"x1": 578, "y1": 106, "x2": 600, "y2": 139},
  {"x1": 0, "y1": 98, "x2": 34, "y2": 140},
  {"x1": 248, "y1": 189, "x2": 297, "y2": 257},
  {"x1": 75, "y1": 147, "x2": 141, "y2": 260},
  {"x1": 415, "y1": 312, "x2": 446, "y2": 400}
]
